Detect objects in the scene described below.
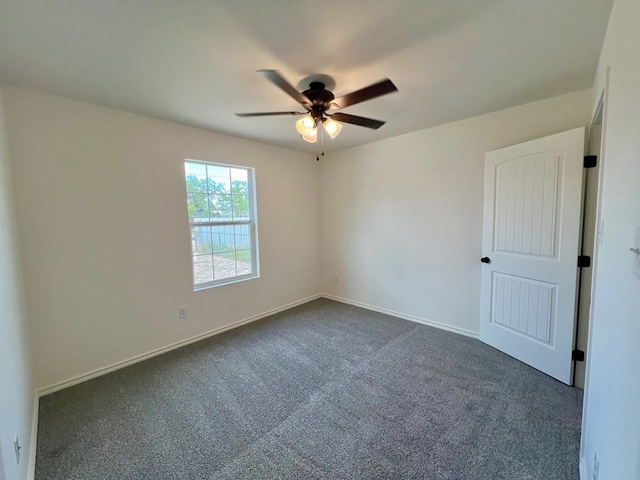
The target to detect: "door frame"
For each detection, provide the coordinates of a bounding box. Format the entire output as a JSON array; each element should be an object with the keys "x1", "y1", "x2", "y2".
[
  {"x1": 579, "y1": 68, "x2": 609, "y2": 463},
  {"x1": 573, "y1": 96, "x2": 605, "y2": 388}
]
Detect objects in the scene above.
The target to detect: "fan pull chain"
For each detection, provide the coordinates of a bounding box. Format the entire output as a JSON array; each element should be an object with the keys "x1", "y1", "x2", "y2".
[{"x1": 317, "y1": 122, "x2": 325, "y2": 161}]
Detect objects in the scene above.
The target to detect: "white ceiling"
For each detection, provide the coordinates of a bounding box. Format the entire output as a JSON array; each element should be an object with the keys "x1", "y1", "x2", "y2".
[{"x1": 0, "y1": 0, "x2": 613, "y2": 154}]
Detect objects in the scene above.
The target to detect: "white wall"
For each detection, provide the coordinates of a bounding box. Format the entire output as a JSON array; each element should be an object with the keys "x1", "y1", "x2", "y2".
[
  {"x1": 581, "y1": 0, "x2": 640, "y2": 478},
  {"x1": 320, "y1": 90, "x2": 591, "y2": 335},
  {"x1": 0, "y1": 86, "x2": 34, "y2": 479},
  {"x1": 1, "y1": 85, "x2": 320, "y2": 391}
]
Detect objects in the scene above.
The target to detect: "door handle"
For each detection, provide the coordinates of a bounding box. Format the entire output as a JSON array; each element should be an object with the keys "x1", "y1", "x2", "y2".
[{"x1": 481, "y1": 257, "x2": 491, "y2": 264}]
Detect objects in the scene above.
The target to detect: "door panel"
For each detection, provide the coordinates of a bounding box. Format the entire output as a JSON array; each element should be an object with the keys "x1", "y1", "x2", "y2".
[
  {"x1": 480, "y1": 128, "x2": 585, "y2": 384},
  {"x1": 491, "y1": 273, "x2": 556, "y2": 345},
  {"x1": 495, "y1": 153, "x2": 560, "y2": 257}
]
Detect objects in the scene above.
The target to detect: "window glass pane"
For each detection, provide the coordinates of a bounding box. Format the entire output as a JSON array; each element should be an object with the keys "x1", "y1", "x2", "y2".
[
  {"x1": 185, "y1": 163, "x2": 207, "y2": 190},
  {"x1": 234, "y1": 224, "x2": 251, "y2": 251},
  {"x1": 232, "y1": 195, "x2": 250, "y2": 220},
  {"x1": 187, "y1": 193, "x2": 209, "y2": 222},
  {"x1": 193, "y1": 254, "x2": 213, "y2": 284},
  {"x1": 210, "y1": 194, "x2": 232, "y2": 221},
  {"x1": 207, "y1": 165, "x2": 231, "y2": 194},
  {"x1": 230, "y1": 167, "x2": 249, "y2": 221},
  {"x1": 236, "y1": 250, "x2": 252, "y2": 275},
  {"x1": 230, "y1": 168, "x2": 248, "y2": 184},
  {"x1": 192, "y1": 226, "x2": 213, "y2": 254},
  {"x1": 214, "y1": 253, "x2": 237, "y2": 280},
  {"x1": 212, "y1": 225, "x2": 235, "y2": 253}
]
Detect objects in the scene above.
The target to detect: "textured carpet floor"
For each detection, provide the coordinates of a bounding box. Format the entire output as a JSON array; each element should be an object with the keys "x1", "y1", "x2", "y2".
[{"x1": 36, "y1": 298, "x2": 583, "y2": 479}]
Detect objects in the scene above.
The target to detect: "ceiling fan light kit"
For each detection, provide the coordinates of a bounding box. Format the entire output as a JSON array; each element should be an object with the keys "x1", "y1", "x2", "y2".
[
  {"x1": 236, "y1": 70, "x2": 398, "y2": 146},
  {"x1": 295, "y1": 115, "x2": 343, "y2": 143}
]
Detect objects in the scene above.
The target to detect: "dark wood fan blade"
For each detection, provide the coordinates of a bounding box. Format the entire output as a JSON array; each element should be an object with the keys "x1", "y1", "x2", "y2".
[
  {"x1": 330, "y1": 112, "x2": 386, "y2": 129},
  {"x1": 257, "y1": 70, "x2": 311, "y2": 107},
  {"x1": 332, "y1": 79, "x2": 398, "y2": 109},
  {"x1": 236, "y1": 111, "x2": 306, "y2": 117}
]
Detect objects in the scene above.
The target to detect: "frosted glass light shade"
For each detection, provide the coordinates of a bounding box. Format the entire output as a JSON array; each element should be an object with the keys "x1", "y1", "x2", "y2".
[
  {"x1": 323, "y1": 119, "x2": 343, "y2": 139},
  {"x1": 301, "y1": 129, "x2": 318, "y2": 143},
  {"x1": 296, "y1": 116, "x2": 315, "y2": 135},
  {"x1": 296, "y1": 116, "x2": 318, "y2": 143}
]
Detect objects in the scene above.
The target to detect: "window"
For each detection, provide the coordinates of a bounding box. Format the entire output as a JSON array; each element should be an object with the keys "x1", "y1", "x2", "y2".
[{"x1": 184, "y1": 160, "x2": 259, "y2": 289}]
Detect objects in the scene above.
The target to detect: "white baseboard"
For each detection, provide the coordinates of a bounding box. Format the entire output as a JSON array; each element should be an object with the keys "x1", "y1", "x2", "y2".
[
  {"x1": 320, "y1": 293, "x2": 479, "y2": 339},
  {"x1": 37, "y1": 294, "x2": 321, "y2": 397},
  {"x1": 27, "y1": 391, "x2": 39, "y2": 480}
]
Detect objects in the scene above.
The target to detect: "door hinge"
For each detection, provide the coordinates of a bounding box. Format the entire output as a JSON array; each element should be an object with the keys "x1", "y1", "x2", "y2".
[
  {"x1": 572, "y1": 349, "x2": 585, "y2": 362},
  {"x1": 578, "y1": 255, "x2": 591, "y2": 268},
  {"x1": 584, "y1": 155, "x2": 598, "y2": 168}
]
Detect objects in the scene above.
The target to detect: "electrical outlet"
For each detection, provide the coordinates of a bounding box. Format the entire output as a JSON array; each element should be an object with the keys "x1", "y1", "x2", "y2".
[
  {"x1": 335, "y1": 275, "x2": 340, "y2": 284},
  {"x1": 14, "y1": 435, "x2": 20, "y2": 464},
  {"x1": 178, "y1": 306, "x2": 187, "y2": 319},
  {"x1": 593, "y1": 453, "x2": 599, "y2": 480}
]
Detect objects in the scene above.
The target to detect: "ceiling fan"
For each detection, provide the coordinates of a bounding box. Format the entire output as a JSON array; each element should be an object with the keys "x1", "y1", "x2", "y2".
[{"x1": 236, "y1": 70, "x2": 398, "y2": 144}]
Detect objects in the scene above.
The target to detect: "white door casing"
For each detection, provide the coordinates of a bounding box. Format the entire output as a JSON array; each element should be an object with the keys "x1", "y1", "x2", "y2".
[{"x1": 480, "y1": 127, "x2": 585, "y2": 384}]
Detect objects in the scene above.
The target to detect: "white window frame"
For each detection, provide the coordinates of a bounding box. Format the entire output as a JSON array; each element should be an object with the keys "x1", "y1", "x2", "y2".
[{"x1": 184, "y1": 159, "x2": 259, "y2": 290}]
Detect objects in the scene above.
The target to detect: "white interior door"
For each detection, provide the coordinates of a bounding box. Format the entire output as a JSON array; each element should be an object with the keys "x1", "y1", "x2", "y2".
[{"x1": 480, "y1": 127, "x2": 585, "y2": 384}]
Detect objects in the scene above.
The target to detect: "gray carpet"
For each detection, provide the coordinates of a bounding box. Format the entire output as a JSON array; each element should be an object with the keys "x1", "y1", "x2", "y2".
[{"x1": 36, "y1": 298, "x2": 583, "y2": 479}]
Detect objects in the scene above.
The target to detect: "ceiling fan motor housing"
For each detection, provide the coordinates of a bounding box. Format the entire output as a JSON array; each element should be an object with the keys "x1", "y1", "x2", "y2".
[{"x1": 303, "y1": 82, "x2": 335, "y2": 124}]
